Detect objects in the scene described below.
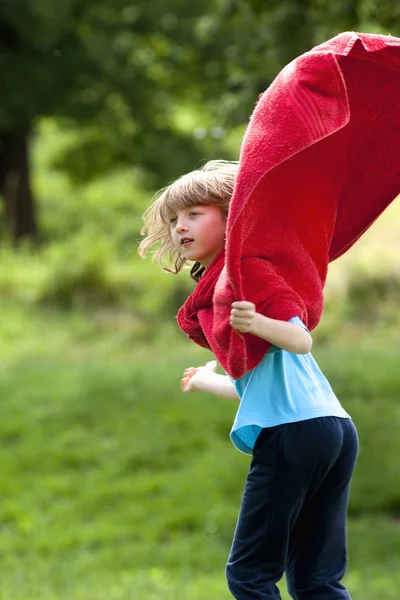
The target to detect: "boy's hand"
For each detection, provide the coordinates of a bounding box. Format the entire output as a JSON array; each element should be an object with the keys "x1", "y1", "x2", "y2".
[
  {"x1": 230, "y1": 301, "x2": 257, "y2": 333},
  {"x1": 181, "y1": 360, "x2": 217, "y2": 393}
]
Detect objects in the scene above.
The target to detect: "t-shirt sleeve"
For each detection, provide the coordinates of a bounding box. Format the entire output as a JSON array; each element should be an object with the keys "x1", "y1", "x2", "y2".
[{"x1": 288, "y1": 316, "x2": 310, "y2": 332}]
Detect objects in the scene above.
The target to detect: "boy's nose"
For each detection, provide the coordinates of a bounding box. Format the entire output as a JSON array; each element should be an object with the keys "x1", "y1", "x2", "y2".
[{"x1": 176, "y1": 219, "x2": 189, "y2": 233}]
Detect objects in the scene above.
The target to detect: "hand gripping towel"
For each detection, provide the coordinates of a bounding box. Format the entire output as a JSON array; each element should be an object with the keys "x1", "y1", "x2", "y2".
[{"x1": 177, "y1": 31, "x2": 400, "y2": 379}]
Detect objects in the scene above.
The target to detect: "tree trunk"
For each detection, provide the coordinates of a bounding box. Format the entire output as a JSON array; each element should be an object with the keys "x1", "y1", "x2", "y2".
[{"x1": 0, "y1": 124, "x2": 38, "y2": 242}]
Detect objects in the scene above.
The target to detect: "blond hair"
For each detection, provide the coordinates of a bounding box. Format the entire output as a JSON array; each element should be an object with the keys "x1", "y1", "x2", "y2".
[{"x1": 138, "y1": 160, "x2": 238, "y2": 281}]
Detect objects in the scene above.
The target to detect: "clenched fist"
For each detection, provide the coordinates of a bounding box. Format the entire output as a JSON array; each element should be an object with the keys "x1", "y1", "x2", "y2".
[{"x1": 230, "y1": 301, "x2": 257, "y2": 334}]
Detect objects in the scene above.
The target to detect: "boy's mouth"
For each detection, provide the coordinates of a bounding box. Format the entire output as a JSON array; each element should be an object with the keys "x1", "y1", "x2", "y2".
[{"x1": 180, "y1": 238, "x2": 194, "y2": 246}]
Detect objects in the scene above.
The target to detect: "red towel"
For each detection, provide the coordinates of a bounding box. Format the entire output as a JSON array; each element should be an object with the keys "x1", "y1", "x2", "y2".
[{"x1": 177, "y1": 32, "x2": 400, "y2": 379}]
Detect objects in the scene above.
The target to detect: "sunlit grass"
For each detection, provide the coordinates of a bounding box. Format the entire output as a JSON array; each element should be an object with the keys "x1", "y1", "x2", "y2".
[
  {"x1": 0, "y1": 119, "x2": 399, "y2": 598},
  {"x1": 0, "y1": 326, "x2": 399, "y2": 598}
]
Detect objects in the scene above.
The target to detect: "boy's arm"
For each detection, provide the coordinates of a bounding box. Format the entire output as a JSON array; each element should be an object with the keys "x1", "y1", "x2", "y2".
[
  {"x1": 231, "y1": 301, "x2": 312, "y2": 354},
  {"x1": 181, "y1": 360, "x2": 240, "y2": 401},
  {"x1": 194, "y1": 372, "x2": 240, "y2": 401},
  {"x1": 249, "y1": 312, "x2": 312, "y2": 354}
]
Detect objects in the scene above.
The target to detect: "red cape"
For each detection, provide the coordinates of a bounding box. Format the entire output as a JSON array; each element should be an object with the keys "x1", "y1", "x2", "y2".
[{"x1": 177, "y1": 32, "x2": 400, "y2": 379}]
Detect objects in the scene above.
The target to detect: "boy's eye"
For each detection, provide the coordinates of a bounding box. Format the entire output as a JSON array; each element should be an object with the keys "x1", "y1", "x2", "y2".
[{"x1": 169, "y1": 210, "x2": 199, "y2": 225}]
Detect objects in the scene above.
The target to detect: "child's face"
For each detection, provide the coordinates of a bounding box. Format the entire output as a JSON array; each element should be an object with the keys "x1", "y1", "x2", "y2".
[{"x1": 170, "y1": 205, "x2": 226, "y2": 268}]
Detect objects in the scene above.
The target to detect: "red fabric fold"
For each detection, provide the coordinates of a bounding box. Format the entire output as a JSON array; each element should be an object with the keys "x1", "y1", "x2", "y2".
[{"x1": 177, "y1": 31, "x2": 400, "y2": 379}]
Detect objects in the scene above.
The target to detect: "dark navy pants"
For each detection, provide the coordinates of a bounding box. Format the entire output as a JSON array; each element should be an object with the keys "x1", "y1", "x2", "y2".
[{"x1": 226, "y1": 417, "x2": 358, "y2": 599}]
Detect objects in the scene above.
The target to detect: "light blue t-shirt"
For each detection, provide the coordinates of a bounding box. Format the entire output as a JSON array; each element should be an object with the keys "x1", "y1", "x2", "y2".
[{"x1": 229, "y1": 317, "x2": 350, "y2": 455}]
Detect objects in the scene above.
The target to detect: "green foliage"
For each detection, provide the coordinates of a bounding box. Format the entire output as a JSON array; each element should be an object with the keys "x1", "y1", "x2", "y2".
[
  {"x1": 344, "y1": 265, "x2": 400, "y2": 325},
  {"x1": 183, "y1": 0, "x2": 400, "y2": 128},
  {"x1": 0, "y1": 0, "x2": 234, "y2": 185},
  {"x1": 38, "y1": 236, "x2": 119, "y2": 308},
  {"x1": 1, "y1": 91, "x2": 400, "y2": 598},
  {"x1": 0, "y1": 326, "x2": 400, "y2": 598},
  {"x1": 2, "y1": 0, "x2": 400, "y2": 190},
  {"x1": 315, "y1": 345, "x2": 400, "y2": 513}
]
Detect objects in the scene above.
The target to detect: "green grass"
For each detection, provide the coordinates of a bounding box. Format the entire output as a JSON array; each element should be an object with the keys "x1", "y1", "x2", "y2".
[
  {"x1": 0, "y1": 309, "x2": 400, "y2": 598},
  {"x1": 0, "y1": 118, "x2": 399, "y2": 598}
]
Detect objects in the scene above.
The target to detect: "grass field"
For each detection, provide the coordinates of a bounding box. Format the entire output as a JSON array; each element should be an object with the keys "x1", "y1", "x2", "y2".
[
  {"x1": 0, "y1": 121, "x2": 400, "y2": 598},
  {"x1": 1, "y1": 305, "x2": 400, "y2": 598}
]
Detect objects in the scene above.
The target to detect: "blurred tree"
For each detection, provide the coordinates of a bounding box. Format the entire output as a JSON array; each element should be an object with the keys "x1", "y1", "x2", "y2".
[
  {"x1": 0, "y1": 0, "x2": 398, "y2": 240},
  {"x1": 0, "y1": 0, "x2": 222, "y2": 240},
  {"x1": 198, "y1": 0, "x2": 400, "y2": 125}
]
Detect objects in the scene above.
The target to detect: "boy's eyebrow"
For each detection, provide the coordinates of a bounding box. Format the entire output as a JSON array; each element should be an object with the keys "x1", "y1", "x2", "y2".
[
  {"x1": 167, "y1": 207, "x2": 185, "y2": 218},
  {"x1": 166, "y1": 205, "x2": 203, "y2": 219}
]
